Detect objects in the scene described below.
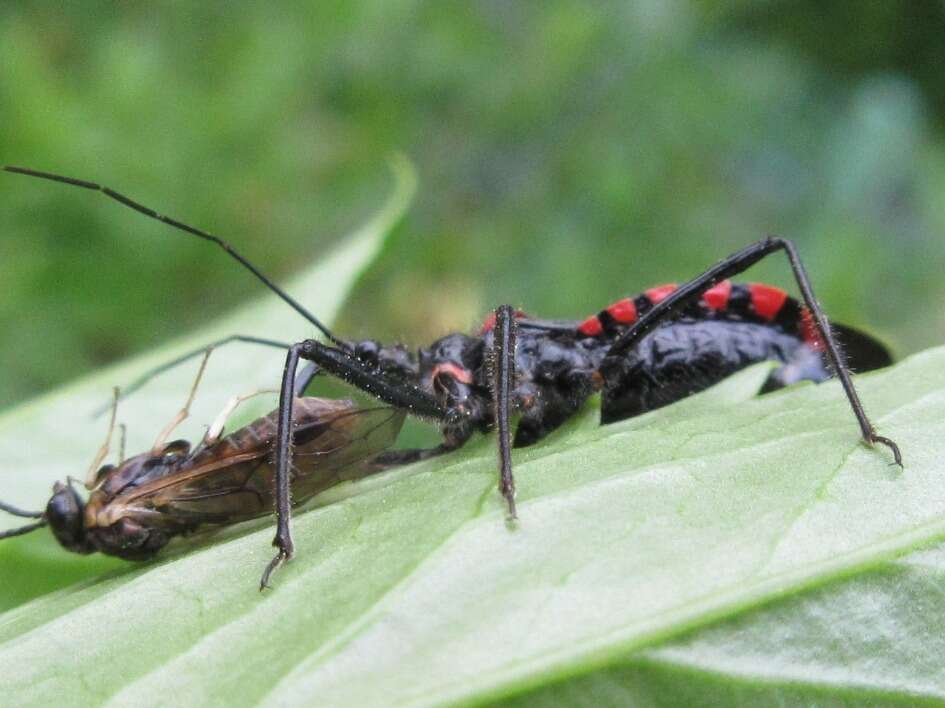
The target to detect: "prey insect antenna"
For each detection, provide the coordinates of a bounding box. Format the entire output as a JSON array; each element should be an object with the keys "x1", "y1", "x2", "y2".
[
  {"x1": 0, "y1": 500, "x2": 44, "y2": 519},
  {"x1": 0, "y1": 521, "x2": 47, "y2": 540},
  {"x1": 3, "y1": 165, "x2": 348, "y2": 350}
]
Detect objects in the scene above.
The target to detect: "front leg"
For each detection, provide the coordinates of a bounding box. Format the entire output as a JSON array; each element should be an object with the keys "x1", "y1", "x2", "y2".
[
  {"x1": 261, "y1": 339, "x2": 450, "y2": 589},
  {"x1": 301, "y1": 340, "x2": 445, "y2": 419},
  {"x1": 260, "y1": 344, "x2": 302, "y2": 590}
]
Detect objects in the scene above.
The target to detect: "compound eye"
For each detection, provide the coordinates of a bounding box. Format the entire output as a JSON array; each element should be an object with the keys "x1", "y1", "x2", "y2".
[
  {"x1": 46, "y1": 482, "x2": 87, "y2": 552},
  {"x1": 355, "y1": 340, "x2": 380, "y2": 367}
]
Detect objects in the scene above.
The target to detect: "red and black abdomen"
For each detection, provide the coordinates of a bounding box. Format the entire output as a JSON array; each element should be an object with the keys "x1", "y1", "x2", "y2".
[
  {"x1": 581, "y1": 281, "x2": 892, "y2": 423},
  {"x1": 580, "y1": 281, "x2": 817, "y2": 342}
]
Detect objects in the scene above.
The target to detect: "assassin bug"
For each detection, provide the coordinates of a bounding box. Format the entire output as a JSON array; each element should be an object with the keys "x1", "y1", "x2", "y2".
[
  {"x1": 3, "y1": 166, "x2": 902, "y2": 589},
  {"x1": 0, "y1": 350, "x2": 405, "y2": 561}
]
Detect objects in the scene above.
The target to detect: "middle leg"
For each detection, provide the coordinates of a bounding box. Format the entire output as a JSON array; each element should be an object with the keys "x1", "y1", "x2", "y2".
[{"x1": 490, "y1": 305, "x2": 519, "y2": 519}]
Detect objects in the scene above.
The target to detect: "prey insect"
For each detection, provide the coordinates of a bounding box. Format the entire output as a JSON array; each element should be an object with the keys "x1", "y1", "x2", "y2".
[
  {"x1": 3, "y1": 166, "x2": 903, "y2": 589},
  {"x1": 0, "y1": 352, "x2": 404, "y2": 582}
]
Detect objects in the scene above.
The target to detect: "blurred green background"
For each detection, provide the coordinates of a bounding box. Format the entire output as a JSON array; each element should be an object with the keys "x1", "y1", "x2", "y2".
[{"x1": 2, "y1": 1, "x2": 944, "y2": 410}]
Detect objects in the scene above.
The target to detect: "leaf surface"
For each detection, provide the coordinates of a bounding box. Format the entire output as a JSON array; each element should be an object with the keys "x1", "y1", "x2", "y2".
[{"x1": 504, "y1": 542, "x2": 945, "y2": 707}]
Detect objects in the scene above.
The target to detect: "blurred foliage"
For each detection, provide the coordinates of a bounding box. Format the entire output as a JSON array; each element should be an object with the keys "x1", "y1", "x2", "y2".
[{"x1": 1, "y1": 1, "x2": 944, "y2": 408}]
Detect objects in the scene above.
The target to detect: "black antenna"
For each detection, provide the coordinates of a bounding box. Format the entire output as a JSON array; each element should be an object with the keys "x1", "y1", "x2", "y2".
[
  {"x1": 0, "y1": 499, "x2": 46, "y2": 540},
  {"x1": 0, "y1": 521, "x2": 47, "y2": 540},
  {"x1": 3, "y1": 166, "x2": 349, "y2": 350},
  {"x1": 0, "y1": 500, "x2": 43, "y2": 518}
]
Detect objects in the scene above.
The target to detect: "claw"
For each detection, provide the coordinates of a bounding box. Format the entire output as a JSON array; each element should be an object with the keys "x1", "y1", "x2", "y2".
[
  {"x1": 259, "y1": 548, "x2": 291, "y2": 591},
  {"x1": 870, "y1": 434, "x2": 903, "y2": 468},
  {"x1": 502, "y1": 485, "x2": 518, "y2": 522}
]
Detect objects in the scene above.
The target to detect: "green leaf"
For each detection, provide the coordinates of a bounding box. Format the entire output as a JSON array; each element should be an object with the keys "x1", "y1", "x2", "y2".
[
  {"x1": 504, "y1": 542, "x2": 945, "y2": 707},
  {"x1": 4, "y1": 180, "x2": 945, "y2": 703}
]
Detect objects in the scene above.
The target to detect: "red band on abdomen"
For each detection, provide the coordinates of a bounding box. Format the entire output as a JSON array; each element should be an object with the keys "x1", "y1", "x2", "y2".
[
  {"x1": 645, "y1": 283, "x2": 677, "y2": 304},
  {"x1": 578, "y1": 316, "x2": 604, "y2": 337},
  {"x1": 606, "y1": 298, "x2": 637, "y2": 324},
  {"x1": 702, "y1": 280, "x2": 732, "y2": 310},
  {"x1": 749, "y1": 283, "x2": 788, "y2": 321}
]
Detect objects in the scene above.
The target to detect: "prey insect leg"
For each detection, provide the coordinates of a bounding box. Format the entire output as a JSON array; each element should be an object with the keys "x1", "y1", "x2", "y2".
[
  {"x1": 371, "y1": 444, "x2": 456, "y2": 467},
  {"x1": 150, "y1": 349, "x2": 213, "y2": 454},
  {"x1": 202, "y1": 388, "x2": 279, "y2": 447},
  {"x1": 116, "y1": 424, "x2": 127, "y2": 466},
  {"x1": 85, "y1": 387, "x2": 120, "y2": 489},
  {"x1": 604, "y1": 236, "x2": 901, "y2": 465}
]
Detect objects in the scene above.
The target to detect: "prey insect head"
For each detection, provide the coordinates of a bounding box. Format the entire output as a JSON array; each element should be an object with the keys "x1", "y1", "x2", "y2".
[{"x1": 46, "y1": 481, "x2": 92, "y2": 554}]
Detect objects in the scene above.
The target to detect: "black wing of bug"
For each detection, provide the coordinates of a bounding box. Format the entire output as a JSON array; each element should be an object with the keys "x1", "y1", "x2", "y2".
[{"x1": 831, "y1": 323, "x2": 893, "y2": 371}]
